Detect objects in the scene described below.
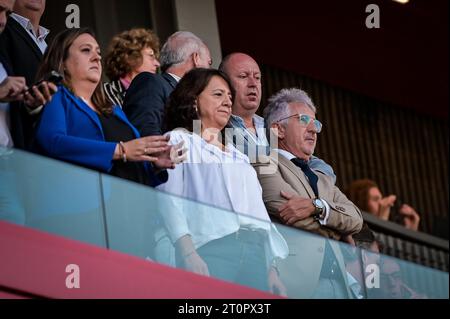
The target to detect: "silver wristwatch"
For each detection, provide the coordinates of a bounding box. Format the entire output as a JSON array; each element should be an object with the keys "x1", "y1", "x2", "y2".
[{"x1": 312, "y1": 198, "x2": 326, "y2": 221}]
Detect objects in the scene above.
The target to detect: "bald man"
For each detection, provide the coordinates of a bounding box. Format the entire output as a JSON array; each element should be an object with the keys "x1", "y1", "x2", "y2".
[{"x1": 219, "y1": 52, "x2": 336, "y2": 180}]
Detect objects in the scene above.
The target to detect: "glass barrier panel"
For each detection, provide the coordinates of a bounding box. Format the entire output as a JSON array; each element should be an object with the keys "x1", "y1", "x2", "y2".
[
  {"x1": 102, "y1": 172, "x2": 449, "y2": 298},
  {"x1": 0, "y1": 147, "x2": 107, "y2": 247},
  {"x1": 100, "y1": 171, "x2": 449, "y2": 298},
  {"x1": 100, "y1": 174, "x2": 165, "y2": 261},
  {"x1": 1, "y1": 147, "x2": 448, "y2": 298}
]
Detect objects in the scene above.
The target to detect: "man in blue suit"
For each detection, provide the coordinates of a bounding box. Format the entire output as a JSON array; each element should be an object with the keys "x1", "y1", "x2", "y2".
[{"x1": 122, "y1": 31, "x2": 211, "y2": 137}]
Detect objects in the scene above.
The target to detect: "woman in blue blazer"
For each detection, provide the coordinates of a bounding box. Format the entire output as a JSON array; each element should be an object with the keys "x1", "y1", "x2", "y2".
[{"x1": 34, "y1": 28, "x2": 185, "y2": 187}]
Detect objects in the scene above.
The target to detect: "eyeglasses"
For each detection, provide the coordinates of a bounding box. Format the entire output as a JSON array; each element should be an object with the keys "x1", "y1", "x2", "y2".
[{"x1": 277, "y1": 114, "x2": 323, "y2": 133}]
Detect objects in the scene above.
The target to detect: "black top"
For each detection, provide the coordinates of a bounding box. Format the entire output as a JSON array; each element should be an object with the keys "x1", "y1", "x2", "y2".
[{"x1": 97, "y1": 113, "x2": 149, "y2": 185}]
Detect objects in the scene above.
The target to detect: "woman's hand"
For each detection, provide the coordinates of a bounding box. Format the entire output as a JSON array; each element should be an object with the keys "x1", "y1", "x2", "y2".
[
  {"x1": 176, "y1": 235, "x2": 210, "y2": 276},
  {"x1": 113, "y1": 135, "x2": 170, "y2": 162},
  {"x1": 23, "y1": 81, "x2": 58, "y2": 109},
  {"x1": 153, "y1": 140, "x2": 187, "y2": 169},
  {"x1": 399, "y1": 204, "x2": 420, "y2": 231},
  {"x1": 183, "y1": 251, "x2": 210, "y2": 276},
  {"x1": 378, "y1": 195, "x2": 396, "y2": 220}
]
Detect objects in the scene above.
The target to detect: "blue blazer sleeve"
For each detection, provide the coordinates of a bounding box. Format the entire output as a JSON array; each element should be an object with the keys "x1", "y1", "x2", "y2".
[
  {"x1": 34, "y1": 89, "x2": 117, "y2": 172},
  {"x1": 122, "y1": 72, "x2": 168, "y2": 137}
]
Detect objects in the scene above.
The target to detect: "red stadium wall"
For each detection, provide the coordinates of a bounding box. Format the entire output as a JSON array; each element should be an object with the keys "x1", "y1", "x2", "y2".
[{"x1": 0, "y1": 221, "x2": 278, "y2": 299}]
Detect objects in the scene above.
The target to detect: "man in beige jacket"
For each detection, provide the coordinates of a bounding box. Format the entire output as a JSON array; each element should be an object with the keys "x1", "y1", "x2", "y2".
[{"x1": 253, "y1": 88, "x2": 363, "y2": 298}]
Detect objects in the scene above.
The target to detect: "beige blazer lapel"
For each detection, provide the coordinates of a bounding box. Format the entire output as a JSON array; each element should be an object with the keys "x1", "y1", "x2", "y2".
[{"x1": 276, "y1": 153, "x2": 317, "y2": 199}]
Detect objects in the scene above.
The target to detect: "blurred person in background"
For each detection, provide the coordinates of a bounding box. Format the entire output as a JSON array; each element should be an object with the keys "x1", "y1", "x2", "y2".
[{"x1": 346, "y1": 179, "x2": 420, "y2": 231}]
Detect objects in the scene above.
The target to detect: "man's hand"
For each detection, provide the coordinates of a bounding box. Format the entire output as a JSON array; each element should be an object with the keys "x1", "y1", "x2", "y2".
[
  {"x1": 23, "y1": 81, "x2": 58, "y2": 109},
  {"x1": 399, "y1": 204, "x2": 420, "y2": 231},
  {"x1": 0, "y1": 76, "x2": 27, "y2": 102},
  {"x1": 278, "y1": 191, "x2": 315, "y2": 225},
  {"x1": 268, "y1": 267, "x2": 287, "y2": 297}
]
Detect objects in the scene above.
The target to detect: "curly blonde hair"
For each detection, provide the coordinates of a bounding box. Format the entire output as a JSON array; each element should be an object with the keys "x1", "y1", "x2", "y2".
[{"x1": 104, "y1": 28, "x2": 160, "y2": 81}]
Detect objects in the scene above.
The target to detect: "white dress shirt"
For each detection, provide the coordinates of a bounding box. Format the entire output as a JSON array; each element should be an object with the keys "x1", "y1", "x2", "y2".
[
  {"x1": 273, "y1": 148, "x2": 331, "y2": 225},
  {"x1": 10, "y1": 13, "x2": 49, "y2": 54},
  {"x1": 157, "y1": 129, "x2": 289, "y2": 262},
  {"x1": 167, "y1": 73, "x2": 181, "y2": 83},
  {"x1": 0, "y1": 63, "x2": 13, "y2": 148}
]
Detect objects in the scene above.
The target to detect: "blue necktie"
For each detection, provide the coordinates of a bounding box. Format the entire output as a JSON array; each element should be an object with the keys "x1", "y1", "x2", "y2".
[{"x1": 291, "y1": 158, "x2": 319, "y2": 197}]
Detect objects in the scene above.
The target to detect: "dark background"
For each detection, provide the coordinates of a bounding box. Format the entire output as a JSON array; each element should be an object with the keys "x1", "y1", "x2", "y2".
[{"x1": 216, "y1": 0, "x2": 449, "y2": 119}]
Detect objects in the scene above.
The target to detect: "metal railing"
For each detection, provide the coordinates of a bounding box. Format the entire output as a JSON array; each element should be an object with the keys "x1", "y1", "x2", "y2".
[{"x1": 363, "y1": 212, "x2": 449, "y2": 272}]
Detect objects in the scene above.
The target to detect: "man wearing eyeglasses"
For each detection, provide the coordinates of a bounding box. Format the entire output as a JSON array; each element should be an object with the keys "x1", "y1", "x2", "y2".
[
  {"x1": 253, "y1": 87, "x2": 363, "y2": 298},
  {"x1": 219, "y1": 53, "x2": 336, "y2": 182}
]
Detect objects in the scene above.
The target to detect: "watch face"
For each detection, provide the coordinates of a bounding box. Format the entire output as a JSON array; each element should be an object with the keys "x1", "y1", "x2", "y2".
[
  {"x1": 314, "y1": 199, "x2": 324, "y2": 209},
  {"x1": 313, "y1": 199, "x2": 325, "y2": 220}
]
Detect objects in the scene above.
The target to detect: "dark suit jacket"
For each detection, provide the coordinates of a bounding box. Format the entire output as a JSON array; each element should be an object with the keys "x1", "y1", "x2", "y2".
[
  {"x1": 0, "y1": 17, "x2": 43, "y2": 84},
  {"x1": 0, "y1": 18, "x2": 45, "y2": 149},
  {"x1": 122, "y1": 72, "x2": 177, "y2": 137}
]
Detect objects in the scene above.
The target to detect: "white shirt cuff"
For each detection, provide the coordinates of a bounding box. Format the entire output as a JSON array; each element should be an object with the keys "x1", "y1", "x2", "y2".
[
  {"x1": 319, "y1": 199, "x2": 331, "y2": 225},
  {"x1": 26, "y1": 104, "x2": 44, "y2": 115}
]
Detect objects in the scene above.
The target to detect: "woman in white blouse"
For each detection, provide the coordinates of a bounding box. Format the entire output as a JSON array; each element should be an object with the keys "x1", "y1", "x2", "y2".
[{"x1": 157, "y1": 68, "x2": 288, "y2": 294}]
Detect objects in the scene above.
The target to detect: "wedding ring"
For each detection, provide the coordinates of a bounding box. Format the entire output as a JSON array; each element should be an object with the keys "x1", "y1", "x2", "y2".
[{"x1": 144, "y1": 147, "x2": 148, "y2": 154}]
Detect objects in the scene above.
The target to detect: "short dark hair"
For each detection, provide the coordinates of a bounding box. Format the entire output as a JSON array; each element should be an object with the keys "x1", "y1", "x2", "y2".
[{"x1": 164, "y1": 68, "x2": 235, "y2": 132}]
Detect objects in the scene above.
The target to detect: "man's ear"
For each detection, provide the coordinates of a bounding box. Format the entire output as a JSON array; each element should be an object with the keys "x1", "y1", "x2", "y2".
[{"x1": 192, "y1": 52, "x2": 200, "y2": 67}]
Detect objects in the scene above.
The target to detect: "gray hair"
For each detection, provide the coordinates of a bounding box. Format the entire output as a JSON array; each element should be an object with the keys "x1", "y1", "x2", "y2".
[
  {"x1": 159, "y1": 31, "x2": 206, "y2": 72},
  {"x1": 264, "y1": 88, "x2": 317, "y2": 127}
]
